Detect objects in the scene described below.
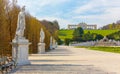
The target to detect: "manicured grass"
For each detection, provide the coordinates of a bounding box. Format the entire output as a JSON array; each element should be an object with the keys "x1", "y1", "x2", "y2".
[
  {"x1": 84, "y1": 30, "x2": 119, "y2": 36},
  {"x1": 59, "y1": 29, "x2": 119, "y2": 41},
  {"x1": 59, "y1": 30, "x2": 73, "y2": 41},
  {"x1": 89, "y1": 47, "x2": 120, "y2": 53},
  {"x1": 76, "y1": 46, "x2": 120, "y2": 54}
]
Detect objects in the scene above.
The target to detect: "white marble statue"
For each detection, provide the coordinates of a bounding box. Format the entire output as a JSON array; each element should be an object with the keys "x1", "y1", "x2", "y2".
[
  {"x1": 15, "y1": 6, "x2": 26, "y2": 39},
  {"x1": 40, "y1": 28, "x2": 45, "y2": 43}
]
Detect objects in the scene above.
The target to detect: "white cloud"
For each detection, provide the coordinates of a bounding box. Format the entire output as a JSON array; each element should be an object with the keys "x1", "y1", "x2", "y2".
[
  {"x1": 74, "y1": 0, "x2": 104, "y2": 14},
  {"x1": 38, "y1": 0, "x2": 68, "y2": 7},
  {"x1": 74, "y1": 0, "x2": 120, "y2": 14},
  {"x1": 73, "y1": 0, "x2": 120, "y2": 28},
  {"x1": 17, "y1": 0, "x2": 69, "y2": 8},
  {"x1": 73, "y1": 8, "x2": 120, "y2": 28}
]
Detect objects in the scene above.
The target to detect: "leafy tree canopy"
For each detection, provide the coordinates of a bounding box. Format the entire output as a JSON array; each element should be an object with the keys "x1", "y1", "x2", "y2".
[{"x1": 73, "y1": 27, "x2": 84, "y2": 37}]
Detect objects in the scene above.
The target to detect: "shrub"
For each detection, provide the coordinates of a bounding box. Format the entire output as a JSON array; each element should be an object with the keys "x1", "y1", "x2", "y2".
[
  {"x1": 57, "y1": 38, "x2": 63, "y2": 45},
  {"x1": 64, "y1": 38, "x2": 72, "y2": 45}
]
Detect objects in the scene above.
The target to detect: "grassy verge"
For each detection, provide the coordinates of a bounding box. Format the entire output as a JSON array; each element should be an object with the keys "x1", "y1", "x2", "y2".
[{"x1": 76, "y1": 46, "x2": 120, "y2": 54}]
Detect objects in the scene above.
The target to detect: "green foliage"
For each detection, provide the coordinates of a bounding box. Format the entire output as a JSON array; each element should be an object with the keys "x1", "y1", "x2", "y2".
[
  {"x1": 59, "y1": 29, "x2": 119, "y2": 41},
  {"x1": 72, "y1": 27, "x2": 84, "y2": 42},
  {"x1": 82, "y1": 31, "x2": 93, "y2": 41},
  {"x1": 83, "y1": 32, "x2": 104, "y2": 41},
  {"x1": 73, "y1": 27, "x2": 84, "y2": 37},
  {"x1": 95, "y1": 34, "x2": 104, "y2": 40},
  {"x1": 77, "y1": 31, "x2": 104, "y2": 42},
  {"x1": 64, "y1": 27, "x2": 104, "y2": 42},
  {"x1": 64, "y1": 38, "x2": 72, "y2": 45},
  {"x1": 57, "y1": 38, "x2": 63, "y2": 45},
  {"x1": 107, "y1": 30, "x2": 120, "y2": 40}
]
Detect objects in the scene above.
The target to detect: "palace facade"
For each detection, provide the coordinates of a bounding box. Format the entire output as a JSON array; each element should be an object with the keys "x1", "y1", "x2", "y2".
[{"x1": 68, "y1": 23, "x2": 97, "y2": 30}]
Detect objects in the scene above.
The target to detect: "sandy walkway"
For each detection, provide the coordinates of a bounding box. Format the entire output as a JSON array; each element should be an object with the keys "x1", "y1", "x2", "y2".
[{"x1": 10, "y1": 46, "x2": 120, "y2": 74}]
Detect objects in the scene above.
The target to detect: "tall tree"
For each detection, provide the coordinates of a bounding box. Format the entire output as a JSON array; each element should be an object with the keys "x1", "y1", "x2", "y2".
[
  {"x1": 72, "y1": 27, "x2": 84, "y2": 41},
  {"x1": 73, "y1": 27, "x2": 84, "y2": 37}
]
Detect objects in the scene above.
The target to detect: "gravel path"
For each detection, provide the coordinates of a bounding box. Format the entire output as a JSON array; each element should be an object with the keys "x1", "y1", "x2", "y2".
[{"x1": 10, "y1": 46, "x2": 120, "y2": 74}]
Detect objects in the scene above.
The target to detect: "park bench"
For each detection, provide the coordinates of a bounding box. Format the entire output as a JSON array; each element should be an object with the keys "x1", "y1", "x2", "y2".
[{"x1": 0, "y1": 57, "x2": 16, "y2": 74}]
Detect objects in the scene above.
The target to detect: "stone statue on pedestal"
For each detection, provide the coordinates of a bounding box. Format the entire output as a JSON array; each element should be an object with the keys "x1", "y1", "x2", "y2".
[
  {"x1": 15, "y1": 6, "x2": 26, "y2": 39},
  {"x1": 40, "y1": 28, "x2": 45, "y2": 43},
  {"x1": 12, "y1": 6, "x2": 31, "y2": 65},
  {"x1": 38, "y1": 28, "x2": 45, "y2": 54}
]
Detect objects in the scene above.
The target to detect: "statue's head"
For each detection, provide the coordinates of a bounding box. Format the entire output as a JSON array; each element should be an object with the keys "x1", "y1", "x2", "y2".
[{"x1": 21, "y1": 6, "x2": 25, "y2": 12}]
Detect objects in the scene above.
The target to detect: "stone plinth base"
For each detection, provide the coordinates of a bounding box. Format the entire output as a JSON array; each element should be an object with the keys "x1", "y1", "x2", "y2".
[
  {"x1": 12, "y1": 38, "x2": 31, "y2": 66},
  {"x1": 38, "y1": 43, "x2": 45, "y2": 54},
  {"x1": 52, "y1": 42, "x2": 58, "y2": 49},
  {"x1": 50, "y1": 45, "x2": 53, "y2": 50}
]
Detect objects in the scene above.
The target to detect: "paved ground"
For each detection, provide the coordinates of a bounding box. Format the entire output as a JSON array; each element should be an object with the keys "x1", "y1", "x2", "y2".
[{"x1": 10, "y1": 46, "x2": 120, "y2": 74}]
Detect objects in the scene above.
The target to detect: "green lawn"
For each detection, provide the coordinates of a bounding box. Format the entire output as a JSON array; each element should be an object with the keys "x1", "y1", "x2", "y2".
[
  {"x1": 59, "y1": 29, "x2": 119, "y2": 41},
  {"x1": 76, "y1": 46, "x2": 120, "y2": 54},
  {"x1": 59, "y1": 30, "x2": 73, "y2": 40}
]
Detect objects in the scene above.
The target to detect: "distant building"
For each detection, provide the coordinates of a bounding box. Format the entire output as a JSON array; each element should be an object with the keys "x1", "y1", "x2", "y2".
[{"x1": 68, "y1": 22, "x2": 97, "y2": 30}]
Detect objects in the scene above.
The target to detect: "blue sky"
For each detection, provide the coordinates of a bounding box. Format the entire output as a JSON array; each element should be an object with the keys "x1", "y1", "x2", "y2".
[{"x1": 17, "y1": 0, "x2": 120, "y2": 29}]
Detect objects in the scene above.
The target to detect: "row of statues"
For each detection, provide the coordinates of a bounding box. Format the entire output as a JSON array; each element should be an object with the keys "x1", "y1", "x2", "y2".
[
  {"x1": 15, "y1": 6, "x2": 45, "y2": 43},
  {"x1": 12, "y1": 6, "x2": 57, "y2": 65}
]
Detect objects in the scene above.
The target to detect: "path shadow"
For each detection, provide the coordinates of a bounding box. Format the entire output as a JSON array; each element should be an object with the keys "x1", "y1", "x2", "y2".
[
  {"x1": 10, "y1": 64, "x2": 110, "y2": 74},
  {"x1": 30, "y1": 59, "x2": 87, "y2": 62},
  {"x1": 30, "y1": 54, "x2": 71, "y2": 56},
  {"x1": 45, "y1": 47, "x2": 73, "y2": 54}
]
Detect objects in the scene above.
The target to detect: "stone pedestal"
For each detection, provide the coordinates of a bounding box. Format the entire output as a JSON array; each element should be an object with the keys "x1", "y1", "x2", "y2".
[
  {"x1": 38, "y1": 43, "x2": 45, "y2": 54},
  {"x1": 52, "y1": 42, "x2": 57, "y2": 49},
  {"x1": 50, "y1": 44, "x2": 53, "y2": 50},
  {"x1": 12, "y1": 38, "x2": 31, "y2": 66},
  {"x1": 55, "y1": 42, "x2": 58, "y2": 48}
]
